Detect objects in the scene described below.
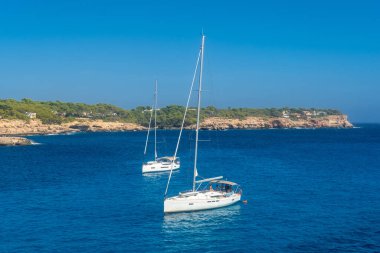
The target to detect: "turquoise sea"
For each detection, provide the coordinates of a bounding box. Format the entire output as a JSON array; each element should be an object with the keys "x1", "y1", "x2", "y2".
[{"x1": 1, "y1": 125, "x2": 380, "y2": 252}]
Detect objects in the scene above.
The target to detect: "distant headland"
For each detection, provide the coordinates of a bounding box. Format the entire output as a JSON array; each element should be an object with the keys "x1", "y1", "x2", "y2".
[{"x1": 0, "y1": 99, "x2": 353, "y2": 136}]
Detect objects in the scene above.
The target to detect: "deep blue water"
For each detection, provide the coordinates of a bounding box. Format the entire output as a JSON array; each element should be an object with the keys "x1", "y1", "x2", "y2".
[{"x1": 1, "y1": 125, "x2": 380, "y2": 252}]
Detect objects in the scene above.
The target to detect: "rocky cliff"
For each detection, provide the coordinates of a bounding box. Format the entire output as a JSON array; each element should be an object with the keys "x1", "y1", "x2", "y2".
[
  {"x1": 0, "y1": 115, "x2": 353, "y2": 136},
  {"x1": 0, "y1": 119, "x2": 145, "y2": 136},
  {"x1": 197, "y1": 115, "x2": 353, "y2": 130}
]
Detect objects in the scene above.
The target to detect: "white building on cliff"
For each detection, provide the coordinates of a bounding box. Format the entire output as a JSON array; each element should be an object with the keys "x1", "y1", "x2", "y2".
[{"x1": 25, "y1": 112, "x2": 37, "y2": 119}]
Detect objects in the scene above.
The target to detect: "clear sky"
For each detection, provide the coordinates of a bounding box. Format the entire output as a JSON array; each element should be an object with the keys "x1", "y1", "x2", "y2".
[{"x1": 0, "y1": 0, "x2": 379, "y2": 122}]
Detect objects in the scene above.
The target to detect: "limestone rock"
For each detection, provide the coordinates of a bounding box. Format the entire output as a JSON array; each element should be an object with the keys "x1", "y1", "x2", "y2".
[
  {"x1": 195, "y1": 115, "x2": 353, "y2": 130},
  {"x1": 0, "y1": 119, "x2": 145, "y2": 136},
  {"x1": 0, "y1": 137, "x2": 32, "y2": 146}
]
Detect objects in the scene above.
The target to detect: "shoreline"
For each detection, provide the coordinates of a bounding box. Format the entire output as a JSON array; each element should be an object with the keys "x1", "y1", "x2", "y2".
[
  {"x1": 0, "y1": 125, "x2": 357, "y2": 146},
  {"x1": 28, "y1": 127, "x2": 356, "y2": 136},
  {"x1": 0, "y1": 115, "x2": 353, "y2": 136}
]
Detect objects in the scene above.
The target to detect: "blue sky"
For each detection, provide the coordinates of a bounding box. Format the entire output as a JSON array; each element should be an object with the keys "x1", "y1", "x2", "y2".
[{"x1": 0, "y1": 0, "x2": 379, "y2": 122}]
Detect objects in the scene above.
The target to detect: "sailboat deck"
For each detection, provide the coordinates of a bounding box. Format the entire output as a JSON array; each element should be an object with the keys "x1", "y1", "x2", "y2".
[{"x1": 171, "y1": 190, "x2": 228, "y2": 200}]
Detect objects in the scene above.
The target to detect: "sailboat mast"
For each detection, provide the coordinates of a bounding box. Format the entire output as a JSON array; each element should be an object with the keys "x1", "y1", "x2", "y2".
[
  {"x1": 154, "y1": 80, "x2": 158, "y2": 160},
  {"x1": 193, "y1": 35, "x2": 205, "y2": 192}
]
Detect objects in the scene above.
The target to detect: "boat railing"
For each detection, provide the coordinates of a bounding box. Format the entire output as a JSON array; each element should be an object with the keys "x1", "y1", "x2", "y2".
[{"x1": 179, "y1": 190, "x2": 197, "y2": 196}]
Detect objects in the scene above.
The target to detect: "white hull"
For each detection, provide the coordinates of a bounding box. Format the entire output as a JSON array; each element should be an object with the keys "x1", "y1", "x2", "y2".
[
  {"x1": 142, "y1": 161, "x2": 180, "y2": 173},
  {"x1": 164, "y1": 190, "x2": 241, "y2": 213}
]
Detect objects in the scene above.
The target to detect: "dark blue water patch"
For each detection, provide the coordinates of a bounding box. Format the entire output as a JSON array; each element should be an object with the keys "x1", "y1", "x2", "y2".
[{"x1": 1, "y1": 125, "x2": 380, "y2": 252}]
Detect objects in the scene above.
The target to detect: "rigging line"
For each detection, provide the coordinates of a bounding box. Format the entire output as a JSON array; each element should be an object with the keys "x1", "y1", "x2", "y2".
[
  {"x1": 143, "y1": 102, "x2": 155, "y2": 155},
  {"x1": 164, "y1": 49, "x2": 201, "y2": 198}
]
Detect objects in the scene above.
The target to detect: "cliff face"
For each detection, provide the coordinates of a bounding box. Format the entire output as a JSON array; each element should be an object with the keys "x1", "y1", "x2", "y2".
[
  {"x1": 0, "y1": 115, "x2": 353, "y2": 135},
  {"x1": 197, "y1": 115, "x2": 353, "y2": 130},
  {"x1": 0, "y1": 119, "x2": 145, "y2": 135}
]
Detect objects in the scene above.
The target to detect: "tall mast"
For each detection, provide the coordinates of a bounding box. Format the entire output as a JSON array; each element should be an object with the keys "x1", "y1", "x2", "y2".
[
  {"x1": 143, "y1": 93, "x2": 154, "y2": 156},
  {"x1": 154, "y1": 80, "x2": 158, "y2": 160},
  {"x1": 193, "y1": 34, "x2": 205, "y2": 192}
]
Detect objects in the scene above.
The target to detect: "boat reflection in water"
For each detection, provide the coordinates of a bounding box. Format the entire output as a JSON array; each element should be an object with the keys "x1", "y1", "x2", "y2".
[
  {"x1": 160, "y1": 205, "x2": 243, "y2": 252},
  {"x1": 142, "y1": 169, "x2": 180, "y2": 180},
  {"x1": 162, "y1": 204, "x2": 241, "y2": 230}
]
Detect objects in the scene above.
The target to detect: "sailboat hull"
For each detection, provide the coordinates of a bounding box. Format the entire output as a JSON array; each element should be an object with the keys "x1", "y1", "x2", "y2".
[
  {"x1": 142, "y1": 161, "x2": 180, "y2": 173},
  {"x1": 164, "y1": 191, "x2": 241, "y2": 213}
]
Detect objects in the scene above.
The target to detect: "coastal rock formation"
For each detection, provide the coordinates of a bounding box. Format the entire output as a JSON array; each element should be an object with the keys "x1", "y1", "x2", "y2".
[
  {"x1": 0, "y1": 119, "x2": 145, "y2": 136},
  {"x1": 0, "y1": 119, "x2": 71, "y2": 135},
  {"x1": 197, "y1": 115, "x2": 353, "y2": 130},
  {"x1": 0, "y1": 137, "x2": 32, "y2": 146},
  {"x1": 65, "y1": 119, "x2": 146, "y2": 132},
  {"x1": 0, "y1": 115, "x2": 353, "y2": 135}
]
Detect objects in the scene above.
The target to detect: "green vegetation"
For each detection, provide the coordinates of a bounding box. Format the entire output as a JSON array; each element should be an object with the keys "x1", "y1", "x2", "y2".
[
  {"x1": 0, "y1": 99, "x2": 135, "y2": 124},
  {"x1": 0, "y1": 99, "x2": 342, "y2": 127}
]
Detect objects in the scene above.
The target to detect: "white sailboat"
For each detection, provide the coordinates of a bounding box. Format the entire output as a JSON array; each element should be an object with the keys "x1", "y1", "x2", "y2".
[
  {"x1": 142, "y1": 81, "x2": 180, "y2": 173},
  {"x1": 164, "y1": 35, "x2": 242, "y2": 213}
]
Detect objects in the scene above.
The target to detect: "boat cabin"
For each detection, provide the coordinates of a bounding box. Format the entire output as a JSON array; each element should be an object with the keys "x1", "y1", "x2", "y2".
[
  {"x1": 207, "y1": 180, "x2": 241, "y2": 194},
  {"x1": 156, "y1": 156, "x2": 180, "y2": 164}
]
